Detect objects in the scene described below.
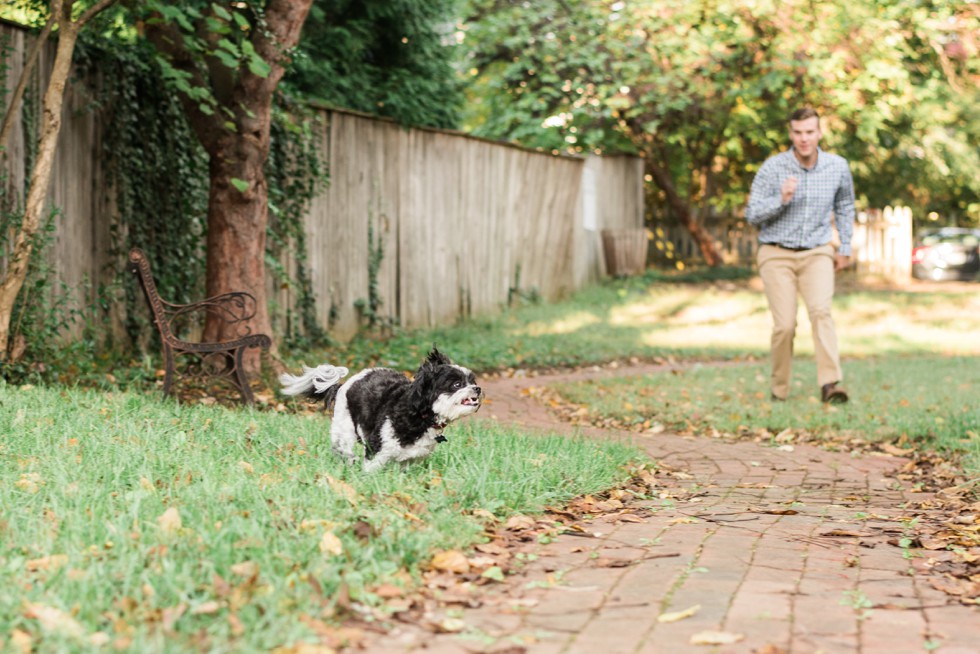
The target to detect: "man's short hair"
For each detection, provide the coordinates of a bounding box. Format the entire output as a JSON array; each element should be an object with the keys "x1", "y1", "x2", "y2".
[{"x1": 790, "y1": 107, "x2": 820, "y2": 123}]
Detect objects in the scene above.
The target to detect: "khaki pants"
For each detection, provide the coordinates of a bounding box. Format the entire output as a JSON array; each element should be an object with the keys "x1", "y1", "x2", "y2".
[{"x1": 757, "y1": 244, "x2": 842, "y2": 399}]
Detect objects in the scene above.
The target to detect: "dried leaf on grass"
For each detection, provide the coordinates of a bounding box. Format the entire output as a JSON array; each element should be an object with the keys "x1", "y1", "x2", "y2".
[
  {"x1": 157, "y1": 507, "x2": 182, "y2": 535},
  {"x1": 429, "y1": 550, "x2": 470, "y2": 574},
  {"x1": 25, "y1": 554, "x2": 68, "y2": 572},
  {"x1": 24, "y1": 603, "x2": 86, "y2": 639}
]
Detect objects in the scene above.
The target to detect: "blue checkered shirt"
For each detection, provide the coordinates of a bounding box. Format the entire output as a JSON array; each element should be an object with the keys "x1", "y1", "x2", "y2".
[{"x1": 745, "y1": 147, "x2": 856, "y2": 256}]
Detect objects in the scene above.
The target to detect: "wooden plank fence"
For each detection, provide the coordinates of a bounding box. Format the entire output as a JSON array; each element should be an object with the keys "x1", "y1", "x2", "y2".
[{"x1": 275, "y1": 110, "x2": 644, "y2": 340}]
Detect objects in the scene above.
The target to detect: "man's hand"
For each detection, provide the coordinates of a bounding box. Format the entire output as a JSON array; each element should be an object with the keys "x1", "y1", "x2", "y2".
[
  {"x1": 781, "y1": 176, "x2": 798, "y2": 204},
  {"x1": 834, "y1": 254, "x2": 851, "y2": 271}
]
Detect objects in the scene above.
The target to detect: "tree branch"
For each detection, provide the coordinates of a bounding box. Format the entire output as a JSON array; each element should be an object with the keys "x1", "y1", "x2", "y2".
[{"x1": 77, "y1": 0, "x2": 118, "y2": 27}]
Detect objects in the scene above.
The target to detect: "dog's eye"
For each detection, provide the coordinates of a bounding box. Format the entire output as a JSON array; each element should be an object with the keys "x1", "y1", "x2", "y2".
[{"x1": 452, "y1": 381, "x2": 462, "y2": 389}]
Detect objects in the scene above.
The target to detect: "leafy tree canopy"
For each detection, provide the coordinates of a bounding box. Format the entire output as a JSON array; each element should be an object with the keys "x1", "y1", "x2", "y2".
[
  {"x1": 460, "y1": 0, "x2": 979, "y2": 226},
  {"x1": 283, "y1": 0, "x2": 464, "y2": 129}
]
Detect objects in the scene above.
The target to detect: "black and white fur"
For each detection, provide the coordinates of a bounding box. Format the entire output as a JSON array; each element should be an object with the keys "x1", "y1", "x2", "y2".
[{"x1": 279, "y1": 348, "x2": 483, "y2": 472}]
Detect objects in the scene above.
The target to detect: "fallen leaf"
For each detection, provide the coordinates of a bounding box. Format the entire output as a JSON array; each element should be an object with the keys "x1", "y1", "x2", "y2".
[
  {"x1": 472, "y1": 508, "x2": 497, "y2": 522},
  {"x1": 373, "y1": 584, "x2": 404, "y2": 599},
  {"x1": 190, "y1": 600, "x2": 222, "y2": 615},
  {"x1": 26, "y1": 554, "x2": 68, "y2": 572},
  {"x1": 669, "y1": 517, "x2": 699, "y2": 524},
  {"x1": 10, "y1": 629, "x2": 32, "y2": 654},
  {"x1": 321, "y1": 475, "x2": 358, "y2": 505},
  {"x1": 879, "y1": 443, "x2": 915, "y2": 456},
  {"x1": 690, "y1": 630, "x2": 745, "y2": 645},
  {"x1": 433, "y1": 617, "x2": 466, "y2": 633},
  {"x1": 505, "y1": 515, "x2": 537, "y2": 531},
  {"x1": 319, "y1": 532, "x2": 344, "y2": 557},
  {"x1": 161, "y1": 604, "x2": 187, "y2": 631},
  {"x1": 658, "y1": 604, "x2": 701, "y2": 623},
  {"x1": 157, "y1": 507, "x2": 182, "y2": 535},
  {"x1": 24, "y1": 603, "x2": 86, "y2": 638},
  {"x1": 430, "y1": 550, "x2": 470, "y2": 574},
  {"x1": 230, "y1": 561, "x2": 259, "y2": 578},
  {"x1": 89, "y1": 632, "x2": 111, "y2": 647}
]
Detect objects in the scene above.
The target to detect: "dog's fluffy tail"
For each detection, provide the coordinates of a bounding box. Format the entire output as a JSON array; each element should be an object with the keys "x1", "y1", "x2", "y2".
[{"x1": 279, "y1": 364, "x2": 349, "y2": 406}]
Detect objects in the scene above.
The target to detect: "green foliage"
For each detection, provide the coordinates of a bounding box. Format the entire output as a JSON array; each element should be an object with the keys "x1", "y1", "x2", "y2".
[
  {"x1": 352, "y1": 211, "x2": 397, "y2": 333},
  {"x1": 461, "y1": 0, "x2": 979, "y2": 224},
  {"x1": 283, "y1": 0, "x2": 464, "y2": 128},
  {"x1": 76, "y1": 37, "x2": 210, "y2": 346},
  {"x1": 0, "y1": 206, "x2": 85, "y2": 382},
  {"x1": 140, "y1": 1, "x2": 275, "y2": 130}
]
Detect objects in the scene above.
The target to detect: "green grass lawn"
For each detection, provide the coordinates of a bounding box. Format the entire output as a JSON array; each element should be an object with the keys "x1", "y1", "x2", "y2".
[
  {"x1": 0, "y1": 384, "x2": 641, "y2": 651},
  {"x1": 4, "y1": 268, "x2": 979, "y2": 650},
  {"x1": 551, "y1": 355, "x2": 980, "y2": 476}
]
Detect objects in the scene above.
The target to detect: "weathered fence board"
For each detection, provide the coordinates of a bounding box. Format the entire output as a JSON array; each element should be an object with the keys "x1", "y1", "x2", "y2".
[{"x1": 298, "y1": 111, "x2": 602, "y2": 340}]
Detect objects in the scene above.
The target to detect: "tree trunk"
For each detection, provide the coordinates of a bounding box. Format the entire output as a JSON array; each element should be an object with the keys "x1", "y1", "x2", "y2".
[
  {"x1": 151, "y1": 0, "x2": 313, "y2": 374},
  {"x1": 201, "y1": 132, "x2": 273, "y2": 372},
  {"x1": 646, "y1": 158, "x2": 724, "y2": 267},
  {"x1": 0, "y1": 0, "x2": 116, "y2": 360},
  {"x1": 0, "y1": 25, "x2": 79, "y2": 359}
]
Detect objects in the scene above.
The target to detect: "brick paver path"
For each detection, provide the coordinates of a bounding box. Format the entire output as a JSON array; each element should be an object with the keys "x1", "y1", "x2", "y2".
[{"x1": 360, "y1": 364, "x2": 979, "y2": 654}]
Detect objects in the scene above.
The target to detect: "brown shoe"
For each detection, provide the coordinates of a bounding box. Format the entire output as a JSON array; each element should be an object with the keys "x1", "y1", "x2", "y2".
[{"x1": 821, "y1": 382, "x2": 848, "y2": 404}]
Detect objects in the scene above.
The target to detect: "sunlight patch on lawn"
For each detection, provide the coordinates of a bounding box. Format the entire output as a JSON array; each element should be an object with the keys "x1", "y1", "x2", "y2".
[
  {"x1": 608, "y1": 292, "x2": 700, "y2": 325},
  {"x1": 522, "y1": 311, "x2": 601, "y2": 335},
  {"x1": 843, "y1": 322, "x2": 980, "y2": 355},
  {"x1": 664, "y1": 296, "x2": 766, "y2": 325},
  {"x1": 640, "y1": 316, "x2": 773, "y2": 352}
]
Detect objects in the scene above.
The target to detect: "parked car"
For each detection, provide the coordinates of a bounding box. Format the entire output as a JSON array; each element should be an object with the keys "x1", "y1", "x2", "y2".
[{"x1": 911, "y1": 228, "x2": 980, "y2": 281}]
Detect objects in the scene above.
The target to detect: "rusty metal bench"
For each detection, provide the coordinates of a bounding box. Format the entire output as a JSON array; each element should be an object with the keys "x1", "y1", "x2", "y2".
[{"x1": 128, "y1": 247, "x2": 272, "y2": 405}]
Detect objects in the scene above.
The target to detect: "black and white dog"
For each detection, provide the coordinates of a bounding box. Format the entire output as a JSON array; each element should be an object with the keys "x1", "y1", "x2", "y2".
[{"x1": 279, "y1": 348, "x2": 483, "y2": 472}]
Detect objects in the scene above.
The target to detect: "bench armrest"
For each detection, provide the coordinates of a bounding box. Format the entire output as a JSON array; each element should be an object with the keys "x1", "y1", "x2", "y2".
[{"x1": 161, "y1": 291, "x2": 259, "y2": 339}]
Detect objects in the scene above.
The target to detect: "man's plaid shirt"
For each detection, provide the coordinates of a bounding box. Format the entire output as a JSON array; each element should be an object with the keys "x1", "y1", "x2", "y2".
[{"x1": 745, "y1": 147, "x2": 856, "y2": 256}]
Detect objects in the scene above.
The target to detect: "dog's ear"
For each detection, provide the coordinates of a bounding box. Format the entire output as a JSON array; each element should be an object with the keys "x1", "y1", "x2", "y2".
[
  {"x1": 425, "y1": 346, "x2": 452, "y2": 367},
  {"x1": 411, "y1": 364, "x2": 437, "y2": 406}
]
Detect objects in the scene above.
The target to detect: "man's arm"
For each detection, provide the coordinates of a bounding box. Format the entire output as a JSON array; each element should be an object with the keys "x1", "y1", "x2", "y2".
[
  {"x1": 834, "y1": 164, "x2": 857, "y2": 258},
  {"x1": 745, "y1": 159, "x2": 788, "y2": 225}
]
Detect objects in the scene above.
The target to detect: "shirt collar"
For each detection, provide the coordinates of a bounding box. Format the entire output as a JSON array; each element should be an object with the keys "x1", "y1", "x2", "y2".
[{"x1": 788, "y1": 146, "x2": 824, "y2": 171}]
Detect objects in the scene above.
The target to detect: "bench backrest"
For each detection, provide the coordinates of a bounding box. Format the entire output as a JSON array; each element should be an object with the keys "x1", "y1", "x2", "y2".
[{"x1": 128, "y1": 247, "x2": 177, "y2": 343}]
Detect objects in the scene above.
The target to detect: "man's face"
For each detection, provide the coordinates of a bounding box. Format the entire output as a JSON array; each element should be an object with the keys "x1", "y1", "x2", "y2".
[{"x1": 789, "y1": 116, "x2": 822, "y2": 158}]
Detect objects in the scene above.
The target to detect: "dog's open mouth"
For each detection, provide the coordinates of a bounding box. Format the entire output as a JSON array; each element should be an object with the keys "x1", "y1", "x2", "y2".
[{"x1": 462, "y1": 397, "x2": 480, "y2": 406}]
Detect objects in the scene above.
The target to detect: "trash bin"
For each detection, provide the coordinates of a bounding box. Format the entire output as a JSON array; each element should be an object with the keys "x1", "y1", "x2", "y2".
[{"x1": 601, "y1": 228, "x2": 648, "y2": 276}]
